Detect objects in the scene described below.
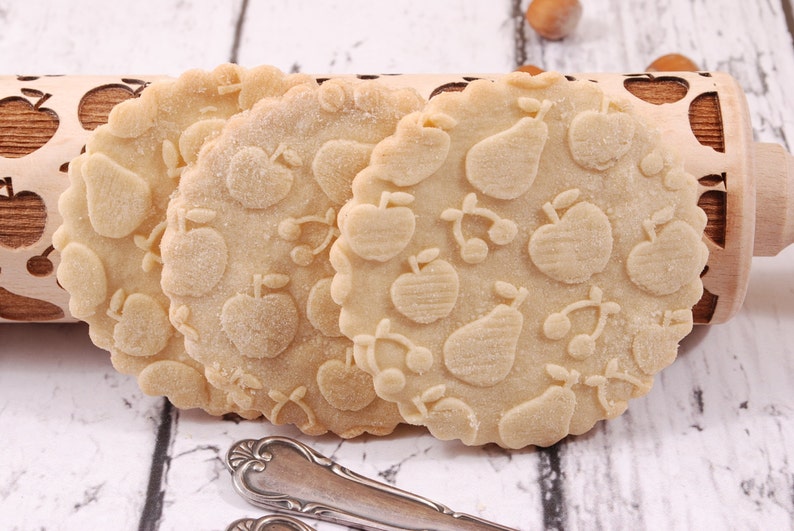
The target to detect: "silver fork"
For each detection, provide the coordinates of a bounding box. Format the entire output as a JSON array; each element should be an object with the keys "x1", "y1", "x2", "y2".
[{"x1": 225, "y1": 436, "x2": 519, "y2": 531}]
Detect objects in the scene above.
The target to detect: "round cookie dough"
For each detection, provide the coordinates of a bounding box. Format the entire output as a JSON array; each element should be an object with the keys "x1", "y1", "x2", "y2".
[
  {"x1": 54, "y1": 64, "x2": 314, "y2": 415},
  {"x1": 160, "y1": 78, "x2": 424, "y2": 437},
  {"x1": 332, "y1": 71, "x2": 708, "y2": 448}
]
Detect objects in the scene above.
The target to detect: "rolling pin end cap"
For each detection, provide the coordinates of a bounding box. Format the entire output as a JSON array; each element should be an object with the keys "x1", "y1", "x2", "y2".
[{"x1": 753, "y1": 142, "x2": 794, "y2": 257}]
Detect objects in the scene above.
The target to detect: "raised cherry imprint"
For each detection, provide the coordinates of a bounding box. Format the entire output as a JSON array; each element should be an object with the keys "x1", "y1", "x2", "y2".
[
  {"x1": 440, "y1": 193, "x2": 517, "y2": 264},
  {"x1": 584, "y1": 358, "x2": 651, "y2": 418},
  {"x1": 529, "y1": 188, "x2": 613, "y2": 284},
  {"x1": 543, "y1": 285, "x2": 621, "y2": 360},
  {"x1": 278, "y1": 207, "x2": 339, "y2": 266},
  {"x1": 353, "y1": 318, "x2": 433, "y2": 399},
  {"x1": 220, "y1": 273, "x2": 299, "y2": 359}
]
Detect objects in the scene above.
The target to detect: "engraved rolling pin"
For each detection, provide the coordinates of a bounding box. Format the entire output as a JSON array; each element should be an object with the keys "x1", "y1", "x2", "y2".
[{"x1": 0, "y1": 72, "x2": 791, "y2": 325}]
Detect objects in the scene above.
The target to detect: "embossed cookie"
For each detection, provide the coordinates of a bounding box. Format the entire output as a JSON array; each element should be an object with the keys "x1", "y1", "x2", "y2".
[
  {"x1": 53, "y1": 64, "x2": 315, "y2": 415},
  {"x1": 332, "y1": 71, "x2": 708, "y2": 448},
  {"x1": 160, "y1": 78, "x2": 424, "y2": 437}
]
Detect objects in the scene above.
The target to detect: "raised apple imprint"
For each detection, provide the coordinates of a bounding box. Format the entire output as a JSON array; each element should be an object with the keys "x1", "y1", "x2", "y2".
[
  {"x1": 106, "y1": 288, "x2": 171, "y2": 358},
  {"x1": 584, "y1": 358, "x2": 651, "y2": 418},
  {"x1": 342, "y1": 191, "x2": 416, "y2": 262},
  {"x1": 353, "y1": 318, "x2": 433, "y2": 399},
  {"x1": 632, "y1": 309, "x2": 693, "y2": 375},
  {"x1": 83, "y1": 153, "x2": 152, "y2": 238},
  {"x1": 268, "y1": 385, "x2": 318, "y2": 432},
  {"x1": 465, "y1": 98, "x2": 552, "y2": 200},
  {"x1": 0, "y1": 88, "x2": 59, "y2": 158},
  {"x1": 0, "y1": 177, "x2": 47, "y2": 248},
  {"x1": 220, "y1": 273, "x2": 299, "y2": 359},
  {"x1": 626, "y1": 206, "x2": 708, "y2": 295},
  {"x1": 528, "y1": 189, "x2": 613, "y2": 284},
  {"x1": 160, "y1": 207, "x2": 227, "y2": 297},
  {"x1": 278, "y1": 207, "x2": 339, "y2": 266},
  {"x1": 443, "y1": 281, "x2": 528, "y2": 387},
  {"x1": 390, "y1": 248, "x2": 459, "y2": 324},
  {"x1": 440, "y1": 193, "x2": 518, "y2": 264},
  {"x1": 568, "y1": 97, "x2": 635, "y2": 171},
  {"x1": 306, "y1": 277, "x2": 344, "y2": 337},
  {"x1": 226, "y1": 143, "x2": 301, "y2": 210},
  {"x1": 317, "y1": 347, "x2": 377, "y2": 412},
  {"x1": 499, "y1": 364, "x2": 580, "y2": 448},
  {"x1": 543, "y1": 285, "x2": 621, "y2": 360},
  {"x1": 369, "y1": 112, "x2": 456, "y2": 187},
  {"x1": 312, "y1": 139, "x2": 374, "y2": 204}
]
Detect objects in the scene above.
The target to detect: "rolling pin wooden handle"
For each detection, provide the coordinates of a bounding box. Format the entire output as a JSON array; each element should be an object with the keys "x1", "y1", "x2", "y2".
[
  {"x1": 0, "y1": 71, "x2": 790, "y2": 325},
  {"x1": 753, "y1": 142, "x2": 794, "y2": 257}
]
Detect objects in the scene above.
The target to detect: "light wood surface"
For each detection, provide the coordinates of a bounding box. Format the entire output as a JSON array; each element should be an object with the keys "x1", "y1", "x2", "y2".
[{"x1": 1, "y1": 1, "x2": 793, "y2": 530}]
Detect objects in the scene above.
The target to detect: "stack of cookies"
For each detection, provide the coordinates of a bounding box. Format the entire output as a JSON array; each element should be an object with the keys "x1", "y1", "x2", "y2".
[{"x1": 53, "y1": 64, "x2": 707, "y2": 448}]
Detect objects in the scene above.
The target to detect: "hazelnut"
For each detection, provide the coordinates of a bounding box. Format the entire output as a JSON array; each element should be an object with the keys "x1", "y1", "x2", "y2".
[
  {"x1": 515, "y1": 64, "x2": 545, "y2": 75},
  {"x1": 525, "y1": 0, "x2": 582, "y2": 41},
  {"x1": 647, "y1": 53, "x2": 700, "y2": 72}
]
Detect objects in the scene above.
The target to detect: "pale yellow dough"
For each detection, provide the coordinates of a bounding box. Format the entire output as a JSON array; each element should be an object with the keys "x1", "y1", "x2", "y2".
[
  {"x1": 332, "y1": 72, "x2": 708, "y2": 448},
  {"x1": 54, "y1": 64, "x2": 314, "y2": 415},
  {"x1": 160, "y1": 78, "x2": 424, "y2": 437}
]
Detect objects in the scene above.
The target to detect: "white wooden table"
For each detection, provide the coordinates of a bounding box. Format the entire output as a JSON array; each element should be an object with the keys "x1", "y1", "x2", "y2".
[{"x1": 1, "y1": 1, "x2": 793, "y2": 529}]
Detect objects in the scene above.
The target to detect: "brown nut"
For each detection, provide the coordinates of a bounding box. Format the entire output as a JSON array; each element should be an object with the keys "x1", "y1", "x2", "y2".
[
  {"x1": 646, "y1": 53, "x2": 700, "y2": 72},
  {"x1": 525, "y1": 0, "x2": 582, "y2": 41},
  {"x1": 515, "y1": 64, "x2": 545, "y2": 75}
]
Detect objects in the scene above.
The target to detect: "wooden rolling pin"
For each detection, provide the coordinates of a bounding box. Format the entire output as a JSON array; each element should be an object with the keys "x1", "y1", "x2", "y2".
[{"x1": 0, "y1": 71, "x2": 791, "y2": 325}]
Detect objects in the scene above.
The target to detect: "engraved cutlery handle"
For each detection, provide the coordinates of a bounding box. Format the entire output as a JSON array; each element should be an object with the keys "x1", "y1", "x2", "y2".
[
  {"x1": 226, "y1": 436, "x2": 519, "y2": 531},
  {"x1": 227, "y1": 514, "x2": 316, "y2": 531}
]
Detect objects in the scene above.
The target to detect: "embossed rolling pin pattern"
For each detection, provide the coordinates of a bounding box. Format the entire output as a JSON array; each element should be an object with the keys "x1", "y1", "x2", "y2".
[{"x1": 1, "y1": 71, "x2": 791, "y2": 326}]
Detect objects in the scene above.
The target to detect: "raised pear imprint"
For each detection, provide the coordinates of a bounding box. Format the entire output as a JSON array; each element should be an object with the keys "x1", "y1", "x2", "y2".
[
  {"x1": 465, "y1": 99, "x2": 551, "y2": 199},
  {"x1": 312, "y1": 139, "x2": 374, "y2": 204},
  {"x1": 443, "y1": 281, "x2": 527, "y2": 387},
  {"x1": 499, "y1": 364, "x2": 580, "y2": 448}
]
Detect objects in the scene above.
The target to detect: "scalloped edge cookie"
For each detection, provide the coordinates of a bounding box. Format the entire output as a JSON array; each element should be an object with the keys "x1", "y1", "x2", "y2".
[{"x1": 53, "y1": 64, "x2": 315, "y2": 415}]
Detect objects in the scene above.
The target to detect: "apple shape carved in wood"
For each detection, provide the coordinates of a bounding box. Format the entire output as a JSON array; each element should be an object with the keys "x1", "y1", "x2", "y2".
[{"x1": 0, "y1": 177, "x2": 47, "y2": 249}]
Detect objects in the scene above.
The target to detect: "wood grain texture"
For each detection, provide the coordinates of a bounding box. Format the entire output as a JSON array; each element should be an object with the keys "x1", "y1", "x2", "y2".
[{"x1": 0, "y1": 1, "x2": 792, "y2": 530}]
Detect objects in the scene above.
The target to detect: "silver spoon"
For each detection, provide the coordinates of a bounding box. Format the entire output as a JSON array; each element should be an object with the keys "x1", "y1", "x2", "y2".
[{"x1": 225, "y1": 436, "x2": 519, "y2": 531}]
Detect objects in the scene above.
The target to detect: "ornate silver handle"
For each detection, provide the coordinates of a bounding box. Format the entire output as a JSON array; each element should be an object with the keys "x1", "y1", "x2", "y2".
[
  {"x1": 225, "y1": 436, "x2": 519, "y2": 531},
  {"x1": 227, "y1": 514, "x2": 316, "y2": 531}
]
